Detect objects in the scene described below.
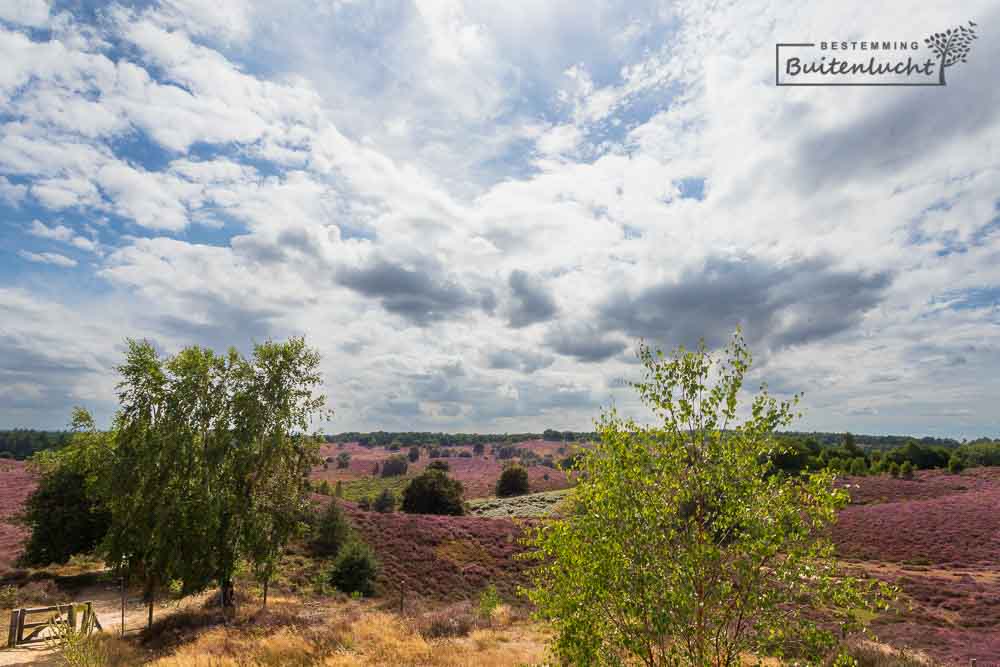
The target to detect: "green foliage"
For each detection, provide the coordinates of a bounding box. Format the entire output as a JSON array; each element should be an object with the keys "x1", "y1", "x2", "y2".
[
  {"x1": 408, "y1": 446, "x2": 420, "y2": 462},
  {"x1": 101, "y1": 337, "x2": 328, "y2": 610},
  {"x1": 899, "y1": 461, "x2": 915, "y2": 479},
  {"x1": 337, "y1": 475, "x2": 411, "y2": 503},
  {"x1": 887, "y1": 461, "x2": 900, "y2": 478},
  {"x1": 380, "y1": 454, "x2": 409, "y2": 478},
  {"x1": 947, "y1": 453, "x2": 965, "y2": 474},
  {"x1": 849, "y1": 457, "x2": 868, "y2": 476},
  {"x1": 495, "y1": 464, "x2": 530, "y2": 497},
  {"x1": 373, "y1": 488, "x2": 396, "y2": 513},
  {"x1": 0, "y1": 430, "x2": 72, "y2": 460},
  {"x1": 478, "y1": 584, "x2": 501, "y2": 621},
  {"x1": 19, "y1": 411, "x2": 111, "y2": 566},
  {"x1": 329, "y1": 540, "x2": 379, "y2": 597},
  {"x1": 336, "y1": 452, "x2": 351, "y2": 469},
  {"x1": 523, "y1": 332, "x2": 892, "y2": 666},
  {"x1": 313, "y1": 500, "x2": 351, "y2": 557},
  {"x1": 401, "y1": 469, "x2": 465, "y2": 515},
  {"x1": 427, "y1": 459, "x2": 450, "y2": 472}
]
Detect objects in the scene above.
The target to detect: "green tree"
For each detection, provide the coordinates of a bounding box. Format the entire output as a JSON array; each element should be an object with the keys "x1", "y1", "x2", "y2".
[
  {"x1": 849, "y1": 457, "x2": 867, "y2": 476},
  {"x1": 524, "y1": 333, "x2": 891, "y2": 665},
  {"x1": 336, "y1": 451, "x2": 351, "y2": 468},
  {"x1": 381, "y1": 454, "x2": 409, "y2": 477},
  {"x1": 102, "y1": 337, "x2": 328, "y2": 624},
  {"x1": 408, "y1": 446, "x2": 420, "y2": 463},
  {"x1": 18, "y1": 410, "x2": 111, "y2": 566},
  {"x1": 373, "y1": 488, "x2": 396, "y2": 513},
  {"x1": 401, "y1": 469, "x2": 465, "y2": 515},
  {"x1": 900, "y1": 460, "x2": 915, "y2": 479},
  {"x1": 427, "y1": 459, "x2": 450, "y2": 472},
  {"x1": 496, "y1": 464, "x2": 530, "y2": 497},
  {"x1": 887, "y1": 461, "x2": 900, "y2": 478},
  {"x1": 947, "y1": 453, "x2": 965, "y2": 474},
  {"x1": 313, "y1": 500, "x2": 351, "y2": 557},
  {"x1": 329, "y1": 540, "x2": 379, "y2": 597}
]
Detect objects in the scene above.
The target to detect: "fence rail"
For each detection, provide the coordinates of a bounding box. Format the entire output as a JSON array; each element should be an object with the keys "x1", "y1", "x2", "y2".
[{"x1": 6, "y1": 601, "x2": 101, "y2": 648}]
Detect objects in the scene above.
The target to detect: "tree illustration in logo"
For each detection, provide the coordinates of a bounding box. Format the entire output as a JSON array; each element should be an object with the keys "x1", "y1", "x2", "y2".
[{"x1": 924, "y1": 21, "x2": 977, "y2": 85}]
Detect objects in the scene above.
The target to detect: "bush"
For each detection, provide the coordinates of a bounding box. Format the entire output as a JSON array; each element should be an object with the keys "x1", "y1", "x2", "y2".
[
  {"x1": 373, "y1": 489, "x2": 396, "y2": 513},
  {"x1": 899, "y1": 461, "x2": 914, "y2": 480},
  {"x1": 401, "y1": 470, "x2": 465, "y2": 515},
  {"x1": 381, "y1": 455, "x2": 408, "y2": 478},
  {"x1": 329, "y1": 540, "x2": 378, "y2": 597},
  {"x1": 336, "y1": 452, "x2": 351, "y2": 469},
  {"x1": 947, "y1": 454, "x2": 965, "y2": 474},
  {"x1": 478, "y1": 584, "x2": 501, "y2": 621},
  {"x1": 848, "y1": 458, "x2": 867, "y2": 476},
  {"x1": 496, "y1": 464, "x2": 530, "y2": 497},
  {"x1": 312, "y1": 501, "x2": 351, "y2": 557},
  {"x1": 473, "y1": 443, "x2": 485, "y2": 456},
  {"x1": 408, "y1": 446, "x2": 420, "y2": 463},
  {"x1": 427, "y1": 459, "x2": 450, "y2": 472},
  {"x1": 20, "y1": 465, "x2": 110, "y2": 566},
  {"x1": 887, "y1": 462, "x2": 900, "y2": 478}
]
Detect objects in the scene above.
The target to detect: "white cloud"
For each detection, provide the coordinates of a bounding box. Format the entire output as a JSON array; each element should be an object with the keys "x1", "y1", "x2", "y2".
[
  {"x1": 0, "y1": 0, "x2": 50, "y2": 28},
  {"x1": 17, "y1": 250, "x2": 77, "y2": 267}
]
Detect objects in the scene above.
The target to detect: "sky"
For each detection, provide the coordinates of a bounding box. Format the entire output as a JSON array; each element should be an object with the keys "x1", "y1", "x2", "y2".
[{"x1": 1, "y1": 0, "x2": 998, "y2": 438}]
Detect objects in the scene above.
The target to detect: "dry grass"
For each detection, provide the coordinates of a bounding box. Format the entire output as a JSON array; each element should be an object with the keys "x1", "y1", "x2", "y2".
[{"x1": 140, "y1": 595, "x2": 550, "y2": 667}]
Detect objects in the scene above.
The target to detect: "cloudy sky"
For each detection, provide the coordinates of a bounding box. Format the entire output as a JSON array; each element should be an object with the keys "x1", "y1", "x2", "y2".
[{"x1": 1, "y1": 0, "x2": 998, "y2": 437}]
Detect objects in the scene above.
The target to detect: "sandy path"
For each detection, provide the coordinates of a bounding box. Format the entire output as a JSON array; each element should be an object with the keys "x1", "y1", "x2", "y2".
[{"x1": 0, "y1": 585, "x2": 206, "y2": 665}]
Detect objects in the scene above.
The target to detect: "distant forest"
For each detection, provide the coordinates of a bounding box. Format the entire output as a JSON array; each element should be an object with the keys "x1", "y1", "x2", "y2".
[{"x1": 1, "y1": 426, "x2": 995, "y2": 461}]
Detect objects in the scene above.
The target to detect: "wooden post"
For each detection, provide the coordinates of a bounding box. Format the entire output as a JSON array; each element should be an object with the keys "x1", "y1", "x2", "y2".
[
  {"x1": 120, "y1": 576, "x2": 126, "y2": 638},
  {"x1": 7, "y1": 609, "x2": 18, "y2": 648},
  {"x1": 15, "y1": 608, "x2": 25, "y2": 644}
]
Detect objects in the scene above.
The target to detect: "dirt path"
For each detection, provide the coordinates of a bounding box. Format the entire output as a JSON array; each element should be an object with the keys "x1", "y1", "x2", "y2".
[{"x1": 0, "y1": 585, "x2": 206, "y2": 666}]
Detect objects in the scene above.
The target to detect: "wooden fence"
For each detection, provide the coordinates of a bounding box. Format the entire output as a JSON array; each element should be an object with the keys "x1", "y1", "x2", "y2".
[{"x1": 6, "y1": 601, "x2": 101, "y2": 648}]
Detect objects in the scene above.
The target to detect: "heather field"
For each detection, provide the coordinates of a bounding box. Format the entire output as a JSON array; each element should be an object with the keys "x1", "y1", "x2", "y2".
[
  {"x1": 339, "y1": 501, "x2": 531, "y2": 601},
  {"x1": 5, "y1": 456, "x2": 1000, "y2": 664},
  {"x1": 310, "y1": 440, "x2": 574, "y2": 500},
  {"x1": 835, "y1": 469, "x2": 1000, "y2": 664},
  {"x1": 0, "y1": 460, "x2": 35, "y2": 569}
]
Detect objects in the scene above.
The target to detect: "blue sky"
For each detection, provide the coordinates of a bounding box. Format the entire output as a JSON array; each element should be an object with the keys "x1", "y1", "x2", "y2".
[{"x1": 1, "y1": 0, "x2": 999, "y2": 437}]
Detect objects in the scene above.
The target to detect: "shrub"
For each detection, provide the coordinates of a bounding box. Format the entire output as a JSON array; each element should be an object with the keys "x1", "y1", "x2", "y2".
[
  {"x1": 478, "y1": 584, "x2": 501, "y2": 622},
  {"x1": 849, "y1": 458, "x2": 867, "y2": 476},
  {"x1": 496, "y1": 464, "x2": 530, "y2": 497},
  {"x1": 381, "y1": 454, "x2": 408, "y2": 478},
  {"x1": 887, "y1": 462, "x2": 900, "y2": 478},
  {"x1": 373, "y1": 489, "x2": 396, "y2": 513},
  {"x1": 336, "y1": 452, "x2": 351, "y2": 469},
  {"x1": 312, "y1": 501, "x2": 351, "y2": 557},
  {"x1": 357, "y1": 496, "x2": 372, "y2": 511},
  {"x1": 419, "y1": 602, "x2": 477, "y2": 638},
  {"x1": 900, "y1": 461, "x2": 915, "y2": 480},
  {"x1": 20, "y1": 464, "x2": 110, "y2": 566},
  {"x1": 408, "y1": 446, "x2": 420, "y2": 463},
  {"x1": 329, "y1": 540, "x2": 378, "y2": 597},
  {"x1": 947, "y1": 454, "x2": 965, "y2": 474},
  {"x1": 401, "y1": 469, "x2": 465, "y2": 515},
  {"x1": 427, "y1": 459, "x2": 450, "y2": 472},
  {"x1": 473, "y1": 443, "x2": 485, "y2": 456}
]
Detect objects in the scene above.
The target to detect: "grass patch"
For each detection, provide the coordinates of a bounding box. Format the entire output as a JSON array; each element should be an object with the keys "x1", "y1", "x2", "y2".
[
  {"x1": 467, "y1": 489, "x2": 571, "y2": 518},
  {"x1": 338, "y1": 476, "x2": 412, "y2": 503}
]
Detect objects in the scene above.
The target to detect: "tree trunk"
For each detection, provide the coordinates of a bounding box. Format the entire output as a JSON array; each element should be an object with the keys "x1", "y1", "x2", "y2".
[
  {"x1": 221, "y1": 578, "x2": 236, "y2": 617},
  {"x1": 262, "y1": 578, "x2": 269, "y2": 609},
  {"x1": 147, "y1": 596, "x2": 154, "y2": 630}
]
